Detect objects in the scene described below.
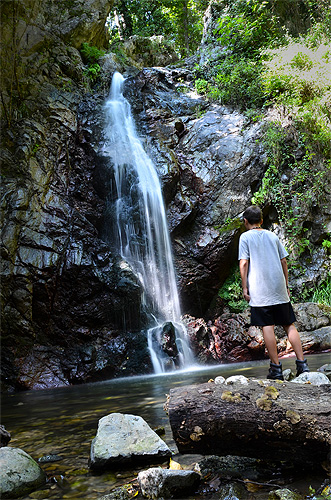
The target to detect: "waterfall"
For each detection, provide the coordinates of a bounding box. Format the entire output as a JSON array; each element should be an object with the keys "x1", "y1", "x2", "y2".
[{"x1": 102, "y1": 72, "x2": 194, "y2": 373}]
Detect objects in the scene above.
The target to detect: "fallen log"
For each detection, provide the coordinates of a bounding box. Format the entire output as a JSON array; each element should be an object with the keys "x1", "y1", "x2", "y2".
[{"x1": 167, "y1": 379, "x2": 330, "y2": 464}]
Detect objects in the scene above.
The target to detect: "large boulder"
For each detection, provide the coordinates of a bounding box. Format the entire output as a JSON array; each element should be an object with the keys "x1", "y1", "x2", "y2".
[
  {"x1": 0, "y1": 0, "x2": 111, "y2": 59},
  {"x1": 292, "y1": 303, "x2": 331, "y2": 331},
  {"x1": 90, "y1": 413, "x2": 172, "y2": 470},
  {"x1": 0, "y1": 447, "x2": 46, "y2": 499},
  {"x1": 300, "y1": 326, "x2": 331, "y2": 354},
  {"x1": 0, "y1": 426, "x2": 11, "y2": 447}
]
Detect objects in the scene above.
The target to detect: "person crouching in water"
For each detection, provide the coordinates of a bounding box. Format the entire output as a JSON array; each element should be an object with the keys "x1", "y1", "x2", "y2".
[{"x1": 238, "y1": 205, "x2": 309, "y2": 380}]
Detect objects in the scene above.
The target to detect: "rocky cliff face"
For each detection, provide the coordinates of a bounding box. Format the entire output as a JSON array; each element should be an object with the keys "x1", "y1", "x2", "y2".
[
  {"x1": 1, "y1": 0, "x2": 155, "y2": 391},
  {"x1": 1, "y1": 0, "x2": 330, "y2": 391}
]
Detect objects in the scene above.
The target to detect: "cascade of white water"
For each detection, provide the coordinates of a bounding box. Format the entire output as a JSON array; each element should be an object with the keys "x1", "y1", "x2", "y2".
[{"x1": 102, "y1": 72, "x2": 194, "y2": 373}]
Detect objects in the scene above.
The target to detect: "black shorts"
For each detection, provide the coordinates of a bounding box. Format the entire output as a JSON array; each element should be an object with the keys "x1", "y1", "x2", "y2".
[{"x1": 251, "y1": 302, "x2": 296, "y2": 327}]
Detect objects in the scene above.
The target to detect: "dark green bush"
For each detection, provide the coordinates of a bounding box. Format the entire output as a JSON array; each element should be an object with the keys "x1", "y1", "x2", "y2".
[
  {"x1": 80, "y1": 43, "x2": 105, "y2": 65},
  {"x1": 80, "y1": 43, "x2": 105, "y2": 82},
  {"x1": 218, "y1": 268, "x2": 248, "y2": 313}
]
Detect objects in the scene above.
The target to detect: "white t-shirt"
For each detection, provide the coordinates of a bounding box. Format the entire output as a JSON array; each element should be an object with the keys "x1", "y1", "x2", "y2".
[{"x1": 238, "y1": 229, "x2": 289, "y2": 307}]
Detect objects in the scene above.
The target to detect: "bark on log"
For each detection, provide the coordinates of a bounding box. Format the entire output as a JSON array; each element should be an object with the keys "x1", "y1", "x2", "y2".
[{"x1": 167, "y1": 380, "x2": 331, "y2": 464}]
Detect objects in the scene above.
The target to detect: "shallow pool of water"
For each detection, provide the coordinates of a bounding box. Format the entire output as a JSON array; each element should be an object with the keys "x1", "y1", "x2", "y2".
[{"x1": 2, "y1": 353, "x2": 330, "y2": 499}]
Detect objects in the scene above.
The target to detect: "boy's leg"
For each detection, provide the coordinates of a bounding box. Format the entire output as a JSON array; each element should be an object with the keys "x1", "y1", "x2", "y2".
[
  {"x1": 282, "y1": 324, "x2": 304, "y2": 361},
  {"x1": 283, "y1": 323, "x2": 309, "y2": 375},
  {"x1": 262, "y1": 325, "x2": 280, "y2": 364}
]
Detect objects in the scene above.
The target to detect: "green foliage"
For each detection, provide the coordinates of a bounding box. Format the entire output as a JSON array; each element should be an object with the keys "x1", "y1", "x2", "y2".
[
  {"x1": 261, "y1": 41, "x2": 331, "y2": 157},
  {"x1": 322, "y1": 238, "x2": 331, "y2": 253},
  {"x1": 194, "y1": 0, "x2": 331, "y2": 159},
  {"x1": 194, "y1": 0, "x2": 284, "y2": 109},
  {"x1": 162, "y1": 0, "x2": 207, "y2": 57},
  {"x1": 218, "y1": 268, "x2": 248, "y2": 313},
  {"x1": 215, "y1": 4, "x2": 283, "y2": 57},
  {"x1": 251, "y1": 123, "x2": 328, "y2": 258},
  {"x1": 83, "y1": 63, "x2": 101, "y2": 82},
  {"x1": 195, "y1": 57, "x2": 265, "y2": 108},
  {"x1": 30, "y1": 143, "x2": 40, "y2": 156},
  {"x1": 195, "y1": 78, "x2": 209, "y2": 95},
  {"x1": 312, "y1": 273, "x2": 331, "y2": 306},
  {"x1": 216, "y1": 217, "x2": 242, "y2": 233},
  {"x1": 80, "y1": 43, "x2": 105, "y2": 64},
  {"x1": 80, "y1": 43, "x2": 104, "y2": 82},
  {"x1": 119, "y1": 0, "x2": 172, "y2": 38}
]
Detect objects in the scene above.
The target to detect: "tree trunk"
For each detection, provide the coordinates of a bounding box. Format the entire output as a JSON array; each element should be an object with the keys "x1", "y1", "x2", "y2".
[{"x1": 167, "y1": 380, "x2": 330, "y2": 464}]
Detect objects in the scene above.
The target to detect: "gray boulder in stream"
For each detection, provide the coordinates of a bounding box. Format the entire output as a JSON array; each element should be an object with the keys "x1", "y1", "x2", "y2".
[
  {"x1": 138, "y1": 468, "x2": 200, "y2": 498},
  {"x1": 89, "y1": 413, "x2": 172, "y2": 470},
  {"x1": 0, "y1": 447, "x2": 46, "y2": 499}
]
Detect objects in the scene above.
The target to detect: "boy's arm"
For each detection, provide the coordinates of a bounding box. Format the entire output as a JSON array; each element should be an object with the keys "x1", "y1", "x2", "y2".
[
  {"x1": 239, "y1": 259, "x2": 250, "y2": 302},
  {"x1": 281, "y1": 257, "x2": 290, "y2": 295}
]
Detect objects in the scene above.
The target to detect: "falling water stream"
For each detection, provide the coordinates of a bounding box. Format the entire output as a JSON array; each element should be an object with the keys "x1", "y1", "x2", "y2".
[{"x1": 102, "y1": 72, "x2": 194, "y2": 372}]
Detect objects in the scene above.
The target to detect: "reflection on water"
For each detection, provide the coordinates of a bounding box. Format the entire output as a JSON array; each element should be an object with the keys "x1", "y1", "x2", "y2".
[{"x1": 1, "y1": 354, "x2": 329, "y2": 499}]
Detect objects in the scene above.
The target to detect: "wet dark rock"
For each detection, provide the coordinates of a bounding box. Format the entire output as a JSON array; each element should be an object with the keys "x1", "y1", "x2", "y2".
[
  {"x1": 126, "y1": 68, "x2": 267, "y2": 314},
  {"x1": 98, "y1": 487, "x2": 131, "y2": 500},
  {"x1": 217, "y1": 483, "x2": 247, "y2": 499},
  {"x1": 0, "y1": 426, "x2": 11, "y2": 447},
  {"x1": 8, "y1": 329, "x2": 152, "y2": 391},
  {"x1": 269, "y1": 489, "x2": 302, "y2": 500},
  {"x1": 197, "y1": 454, "x2": 272, "y2": 481},
  {"x1": 161, "y1": 322, "x2": 180, "y2": 365},
  {"x1": 196, "y1": 454, "x2": 287, "y2": 498}
]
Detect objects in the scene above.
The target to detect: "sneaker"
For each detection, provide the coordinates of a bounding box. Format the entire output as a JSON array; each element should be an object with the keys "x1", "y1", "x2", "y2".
[
  {"x1": 296, "y1": 358, "x2": 309, "y2": 377},
  {"x1": 267, "y1": 362, "x2": 284, "y2": 380}
]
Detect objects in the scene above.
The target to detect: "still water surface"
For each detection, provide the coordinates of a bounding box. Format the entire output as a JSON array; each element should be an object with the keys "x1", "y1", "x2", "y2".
[{"x1": 2, "y1": 354, "x2": 329, "y2": 499}]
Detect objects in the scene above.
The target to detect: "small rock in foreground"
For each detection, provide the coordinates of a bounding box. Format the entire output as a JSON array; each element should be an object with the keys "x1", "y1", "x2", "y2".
[
  {"x1": 138, "y1": 467, "x2": 200, "y2": 498},
  {"x1": 292, "y1": 372, "x2": 330, "y2": 385}
]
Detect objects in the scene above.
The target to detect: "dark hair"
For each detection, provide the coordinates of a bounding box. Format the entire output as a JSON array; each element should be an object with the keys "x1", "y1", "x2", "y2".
[{"x1": 243, "y1": 205, "x2": 262, "y2": 224}]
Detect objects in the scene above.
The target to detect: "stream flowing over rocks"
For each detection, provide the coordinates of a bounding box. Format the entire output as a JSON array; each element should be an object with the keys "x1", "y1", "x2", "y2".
[{"x1": 1, "y1": 0, "x2": 331, "y2": 391}]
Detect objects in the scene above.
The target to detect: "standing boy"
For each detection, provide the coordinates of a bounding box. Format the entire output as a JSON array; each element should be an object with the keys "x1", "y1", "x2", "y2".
[{"x1": 238, "y1": 205, "x2": 309, "y2": 380}]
